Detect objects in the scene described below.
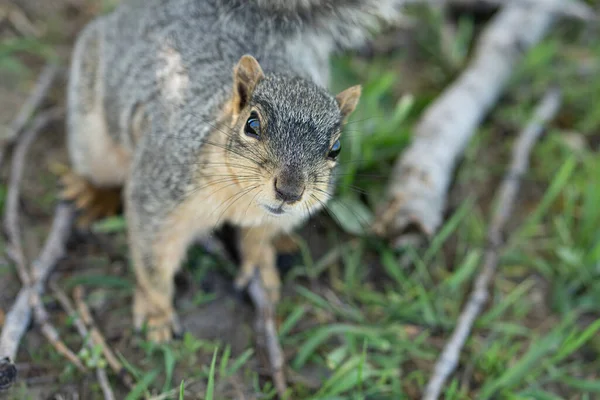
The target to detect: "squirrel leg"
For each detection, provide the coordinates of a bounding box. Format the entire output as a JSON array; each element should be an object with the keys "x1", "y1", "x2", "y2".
[
  {"x1": 235, "y1": 226, "x2": 281, "y2": 304},
  {"x1": 272, "y1": 232, "x2": 300, "y2": 254},
  {"x1": 128, "y1": 217, "x2": 190, "y2": 343},
  {"x1": 129, "y1": 232, "x2": 185, "y2": 343},
  {"x1": 126, "y1": 190, "x2": 209, "y2": 343}
]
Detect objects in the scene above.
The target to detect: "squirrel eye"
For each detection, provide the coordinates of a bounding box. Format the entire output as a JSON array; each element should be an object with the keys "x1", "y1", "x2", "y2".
[
  {"x1": 328, "y1": 140, "x2": 341, "y2": 160},
  {"x1": 244, "y1": 112, "x2": 260, "y2": 138}
]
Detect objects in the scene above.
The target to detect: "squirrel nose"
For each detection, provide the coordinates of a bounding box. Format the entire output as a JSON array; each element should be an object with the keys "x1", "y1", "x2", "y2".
[{"x1": 274, "y1": 177, "x2": 304, "y2": 204}]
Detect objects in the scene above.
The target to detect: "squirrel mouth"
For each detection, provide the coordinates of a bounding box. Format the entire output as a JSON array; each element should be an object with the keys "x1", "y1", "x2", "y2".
[{"x1": 263, "y1": 205, "x2": 286, "y2": 215}]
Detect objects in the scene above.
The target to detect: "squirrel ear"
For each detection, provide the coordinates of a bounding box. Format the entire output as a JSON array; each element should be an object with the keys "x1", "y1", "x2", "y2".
[
  {"x1": 233, "y1": 55, "x2": 264, "y2": 113},
  {"x1": 336, "y1": 85, "x2": 362, "y2": 122}
]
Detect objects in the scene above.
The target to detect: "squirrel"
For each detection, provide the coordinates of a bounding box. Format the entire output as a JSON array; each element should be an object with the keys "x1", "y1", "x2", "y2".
[{"x1": 62, "y1": 0, "x2": 404, "y2": 342}]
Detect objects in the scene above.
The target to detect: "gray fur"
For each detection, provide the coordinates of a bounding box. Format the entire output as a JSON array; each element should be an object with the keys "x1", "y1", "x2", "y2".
[
  {"x1": 250, "y1": 74, "x2": 343, "y2": 188},
  {"x1": 66, "y1": 0, "x2": 401, "y2": 314},
  {"x1": 69, "y1": 0, "x2": 404, "y2": 233}
]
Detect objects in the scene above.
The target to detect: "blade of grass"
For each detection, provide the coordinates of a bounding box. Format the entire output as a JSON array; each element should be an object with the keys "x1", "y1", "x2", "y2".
[
  {"x1": 125, "y1": 369, "x2": 159, "y2": 400},
  {"x1": 205, "y1": 348, "x2": 218, "y2": 400}
]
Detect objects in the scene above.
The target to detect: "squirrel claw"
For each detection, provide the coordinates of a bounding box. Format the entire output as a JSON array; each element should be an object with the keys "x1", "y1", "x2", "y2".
[
  {"x1": 138, "y1": 313, "x2": 182, "y2": 343},
  {"x1": 54, "y1": 165, "x2": 121, "y2": 228},
  {"x1": 133, "y1": 290, "x2": 182, "y2": 343}
]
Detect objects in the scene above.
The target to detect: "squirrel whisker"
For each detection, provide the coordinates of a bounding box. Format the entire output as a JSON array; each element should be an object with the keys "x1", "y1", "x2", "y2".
[{"x1": 213, "y1": 184, "x2": 262, "y2": 227}]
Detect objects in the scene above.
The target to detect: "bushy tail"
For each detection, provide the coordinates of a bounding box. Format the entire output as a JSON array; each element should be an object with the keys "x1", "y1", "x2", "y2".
[{"x1": 247, "y1": 0, "x2": 407, "y2": 49}]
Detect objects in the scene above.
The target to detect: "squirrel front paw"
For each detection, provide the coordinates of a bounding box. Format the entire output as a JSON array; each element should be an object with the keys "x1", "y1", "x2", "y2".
[
  {"x1": 235, "y1": 262, "x2": 281, "y2": 304},
  {"x1": 133, "y1": 289, "x2": 183, "y2": 343},
  {"x1": 54, "y1": 164, "x2": 121, "y2": 227}
]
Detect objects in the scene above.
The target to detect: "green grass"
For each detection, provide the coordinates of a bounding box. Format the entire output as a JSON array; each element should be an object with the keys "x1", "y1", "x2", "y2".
[{"x1": 1, "y1": 4, "x2": 600, "y2": 400}]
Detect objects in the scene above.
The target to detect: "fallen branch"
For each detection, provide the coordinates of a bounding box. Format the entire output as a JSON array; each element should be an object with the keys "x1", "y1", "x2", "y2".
[
  {"x1": 0, "y1": 203, "x2": 78, "y2": 386},
  {"x1": 422, "y1": 88, "x2": 561, "y2": 400},
  {"x1": 2, "y1": 107, "x2": 64, "y2": 289},
  {"x1": 372, "y1": 0, "x2": 570, "y2": 245},
  {"x1": 0, "y1": 64, "x2": 60, "y2": 168},
  {"x1": 72, "y1": 286, "x2": 134, "y2": 389},
  {"x1": 0, "y1": 103, "x2": 82, "y2": 383}
]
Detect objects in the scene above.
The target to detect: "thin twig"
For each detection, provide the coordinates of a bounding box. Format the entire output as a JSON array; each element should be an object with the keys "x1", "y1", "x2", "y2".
[
  {"x1": 96, "y1": 368, "x2": 116, "y2": 400},
  {"x1": 248, "y1": 273, "x2": 287, "y2": 399},
  {"x1": 0, "y1": 64, "x2": 60, "y2": 167},
  {"x1": 30, "y1": 203, "x2": 75, "y2": 288},
  {"x1": 73, "y1": 286, "x2": 134, "y2": 389},
  {"x1": 198, "y1": 236, "x2": 288, "y2": 398},
  {"x1": 30, "y1": 293, "x2": 86, "y2": 371},
  {"x1": 422, "y1": 88, "x2": 562, "y2": 400},
  {"x1": 51, "y1": 283, "x2": 116, "y2": 399},
  {"x1": 50, "y1": 283, "x2": 89, "y2": 341},
  {"x1": 3, "y1": 108, "x2": 64, "y2": 286}
]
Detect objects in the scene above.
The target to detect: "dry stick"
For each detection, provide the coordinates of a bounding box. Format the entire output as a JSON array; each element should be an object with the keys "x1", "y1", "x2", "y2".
[
  {"x1": 96, "y1": 368, "x2": 116, "y2": 400},
  {"x1": 372, "y1": 0, "x2": 569, "y2": 245},
  {"x1": 0, "y1": 206, "x2": 81, "y2": 388},
  {"x1": 0, "y1": 106, "x2": 84, "y2": 376},
  {"x1": 30, "y1": 293, "x2": 86, "y2": 371},
  {"x1": 72, "y1": 286, "x2": 134, "y2": 389},
  {"x1": 50, "y1": 284, "x2": 89, "y2": 346},
  {"x1": 51, "y1": 284, "x2": 117, "y2": 400},
  {"x1": 4, "y1": 109, "x2": 64, "y2": 285},
  {"x1": 422, "y1": 88, "x2": 562, "y2": 400},
  {"x1": 198, "y1": 237, "x2": 288, "y2": 398},
  {"x1": 0, "y1": 202, "x2": 78, "y2": 374},
  {"x1": 0, "y1": 291, "x2": 30, "y2": 366},
  {"x1": 0, "y1": 64, "x2": 60, "y2": 168}
]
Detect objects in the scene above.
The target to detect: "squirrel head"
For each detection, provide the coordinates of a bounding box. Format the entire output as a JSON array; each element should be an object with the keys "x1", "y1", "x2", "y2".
[{"x1": 225, "y1": 54, "x2": 361, "y2": 220}]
